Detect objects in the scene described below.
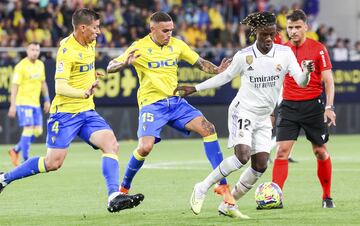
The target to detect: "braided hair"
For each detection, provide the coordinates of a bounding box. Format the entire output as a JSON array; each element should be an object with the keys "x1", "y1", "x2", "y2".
[{"x1": 241, "y1": 12, "x2": 276, "y2": 37}]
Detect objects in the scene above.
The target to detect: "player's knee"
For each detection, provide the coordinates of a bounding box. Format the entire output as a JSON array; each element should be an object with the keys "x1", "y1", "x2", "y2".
[
  {"x1": 275, "y1": 145, "x2": 290, "y2": 160},
  {"x1": 234, "y1": 145, "x2": 250, "y2": 165},
  {"x1": 201, "y1": 120, "x2": 216, "y2": 136},
  {"x1": 44, "y1": 158, "x2": 63, "y2": 171},
  {"x1": 138, "y1": 142, "x2": 153, "y2": 156},
  {"x1": 101, "y1": 136, "x2": 119, "y2": 154},
  {"x1": 313, "y1": 145, "x2": 329, "y2": 160},
  {"x1": 110, "y1": 140, "x2": 120, "y2": 154},
  {"x1": 252, "y1": 162, "x2": 268, "y2": 173}
]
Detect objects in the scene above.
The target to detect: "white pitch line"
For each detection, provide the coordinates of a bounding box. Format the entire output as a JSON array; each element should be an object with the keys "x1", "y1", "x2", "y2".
[
  {"x1": 143, "y1": 160, "x2": 209, "y2": 170},
  {"x1": 142, "y1": 160, "x2": 360, "y2": 171}
]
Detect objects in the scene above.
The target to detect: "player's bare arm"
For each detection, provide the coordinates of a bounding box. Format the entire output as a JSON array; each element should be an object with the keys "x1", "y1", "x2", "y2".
[
  {"x1": 322, "y1": 69, "x2": 336, "y2": 126},
  {"x1": 84, "y1": 80, "x2": 100, "y2": 99},
  {"x1": 41, "y1": 81, "x2": 51, "y2": 113},
  {"x1": 8, "y1": 84, "x2": 19, "y2": 118},
  {"x1": 107, "y1": 49, "x2": 140, "y2": 73},
  {"x1": 55, "y1": 79, "x2": 98, "y2": 99},
  {"x1": 194, "y1": 57, "x2": 232, "y2": 74},
  {"x1": 173, "y1": 86, "x2": 197, "y2": 97}
]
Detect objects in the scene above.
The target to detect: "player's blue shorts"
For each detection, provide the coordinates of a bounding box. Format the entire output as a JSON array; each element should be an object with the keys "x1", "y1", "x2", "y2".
[
  {"x1": 46, "y1": 110, "x2": 112, "y2": 149},
  {"x1": 16, "y1": 105, "x2": 43, "y2": 127},
  {"x1": 137, "y1": 96, "x2": 203, "y2": 143}
]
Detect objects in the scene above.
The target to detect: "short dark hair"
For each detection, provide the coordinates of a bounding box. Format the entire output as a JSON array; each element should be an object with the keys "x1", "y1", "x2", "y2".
[
  {"x1": 241, "y1": 11, "x2": 276, "y2": 36},
  {"x1": 150, "y1": 11, "x2": 172, "y2": 23},
  {"x1": 28, "y1": 41, "x2": 40, "y2": 46},
  {"x1": 286, "y1": 9, "x2": 307, "y2": 23},
  {"x1": 72, "y1": 8, "x2": 100, "y2": 28}
]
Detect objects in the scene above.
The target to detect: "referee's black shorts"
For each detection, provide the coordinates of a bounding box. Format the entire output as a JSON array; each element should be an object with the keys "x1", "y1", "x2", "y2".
[{"x1": 276, "y1": 96, "x2": 329, "y2": 145}]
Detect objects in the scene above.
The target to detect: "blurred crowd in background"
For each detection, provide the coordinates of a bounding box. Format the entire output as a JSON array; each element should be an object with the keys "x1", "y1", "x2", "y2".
[{"x1": 0, "y1": 0, "x2": 359, "y2": 64}]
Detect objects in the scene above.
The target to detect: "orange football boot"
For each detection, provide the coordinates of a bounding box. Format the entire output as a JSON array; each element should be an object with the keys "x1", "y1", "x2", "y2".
[
  {"x1": 8, "y1": 148, "x2": 20, "y2": 166},
  {"x1": 214, "y1": 184, "x2": 236, "y2": 205}
]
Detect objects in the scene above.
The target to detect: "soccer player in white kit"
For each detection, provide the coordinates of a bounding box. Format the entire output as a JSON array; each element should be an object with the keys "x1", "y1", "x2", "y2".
[{"x1": 174, "y1": 12, "x2": 314, "y2": 218}]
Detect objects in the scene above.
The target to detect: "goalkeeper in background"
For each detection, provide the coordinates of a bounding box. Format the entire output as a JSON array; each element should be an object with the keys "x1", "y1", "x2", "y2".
[{"x1": 8, "y1": 42, "x2": 50, "y2": 166}]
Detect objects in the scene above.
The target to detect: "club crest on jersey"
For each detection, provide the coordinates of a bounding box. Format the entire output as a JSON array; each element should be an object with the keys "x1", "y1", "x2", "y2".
[
  {"x1": 246, "y1": 55, "x2": 253, "y2": 65},
  {"x1": 62, "y1": 48, "x2": 67, "y2": 54},
  {"x1": 168, "y1": 46, "x2": 173, "y2": 52},
  {"x1": 78, "y1": 53, "x2": 83, "y2": 59},
  {"x1": 238, "y1": 130, "x2": 244, "y2": 137},
  {"x1": 148, "y1": 48, "x2": 152, "y2": 54},
  {"x1": 276, "y1": 64, "x2": 282, "y2": 72}
]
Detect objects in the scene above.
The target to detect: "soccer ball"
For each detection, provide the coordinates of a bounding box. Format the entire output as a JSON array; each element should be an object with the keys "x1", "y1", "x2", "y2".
[{"x1": 255, "y1": 182, "x2": 283, "y2": 209}]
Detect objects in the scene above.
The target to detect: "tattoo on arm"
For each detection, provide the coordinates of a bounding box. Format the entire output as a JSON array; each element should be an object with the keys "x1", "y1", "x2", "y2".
[{"x1": 194, "y1": 58, "x2": 218, "y2": 74}]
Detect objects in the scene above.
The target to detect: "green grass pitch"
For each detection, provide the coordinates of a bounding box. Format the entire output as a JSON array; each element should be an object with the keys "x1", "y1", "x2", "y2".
[{"x1": 0, "y1": 135, "x2": 359, "y2": 226}]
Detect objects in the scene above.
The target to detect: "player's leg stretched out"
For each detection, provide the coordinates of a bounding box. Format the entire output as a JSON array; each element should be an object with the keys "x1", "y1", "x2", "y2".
[
  {"x1": 120, "y1": 97, "x2": 233, "y2": 207},
  {"x1": 1, "y1": 112, "x2": 144, "y2": 212},
  {"x1": 190, "y1": 150, "x2": 253, "y2": 218},
  {"x1": 185, "y1": 116, "x2": 235, "y2": 206}
]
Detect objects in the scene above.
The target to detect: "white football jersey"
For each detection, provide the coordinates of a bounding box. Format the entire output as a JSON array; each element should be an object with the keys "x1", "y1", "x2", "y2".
[{"x1": 196, "y1": 42, "x2": 306, "y2": 116}]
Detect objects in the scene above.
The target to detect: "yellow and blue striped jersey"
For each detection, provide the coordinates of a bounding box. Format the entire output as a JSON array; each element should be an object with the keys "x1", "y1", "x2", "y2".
[
  {"x1": 12, "y1": 58, "x2": 45, "y2": 107},
  {"x1": 50, "y1": 34, "x2": 96, "y2": 113},
  {"x1": 115, "y1": 35, "x2": 199, "y2": 107}
]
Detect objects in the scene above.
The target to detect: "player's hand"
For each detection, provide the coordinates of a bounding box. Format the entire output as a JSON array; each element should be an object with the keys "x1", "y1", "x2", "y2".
[
  {"x1": 43, "y1": 101, "x2": 50, "y2": 114},
  {"x1": 214, "y1": 58, "x2": 232, "y2": 73},
  {"x1": 173, "y1": 86, "x2": 197, "y2": 97},
  {"x1": 95, "y1": 71, "x2": 105, "y2": 78},
  {"x1": 324, "y1": 109, "x2": 336, "y2": 127},
  {"x1": 125, "y1": 48, "x2": 141, "y2": 66},
  {"x1": 84, "y1": 80, "x2": 100, "y2": 99},
  {"x1": 8, "y1": 105, "x2": 16, "y2": 118},
  {"x1": 302, "y1": 60, "x2": 315, "y2": 73}
]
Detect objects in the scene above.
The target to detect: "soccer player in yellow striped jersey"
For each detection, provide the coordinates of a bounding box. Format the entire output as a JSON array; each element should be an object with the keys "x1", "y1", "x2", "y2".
[
  {"x1": 107, "y1": 11, "x2": 235, "y2": 205},
  {"x1": 0, "y1": 8, "x2": 143, "y2": 213},
  {"x1": 8, "y1": 42, "x2": 50, "y2": 166}
]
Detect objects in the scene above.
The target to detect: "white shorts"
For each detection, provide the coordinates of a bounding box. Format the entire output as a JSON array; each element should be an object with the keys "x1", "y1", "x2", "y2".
[{"x1": 227, "y1": 103, "x2": 272, "y2": 155}]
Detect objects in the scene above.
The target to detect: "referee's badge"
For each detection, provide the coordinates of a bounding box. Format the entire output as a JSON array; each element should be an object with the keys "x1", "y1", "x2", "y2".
[
  {"x1": 246, "y1": 55, "x2": 253, "y2": 65},
  {"x1": 276, "y1": 64, "x2": 282, "y2": 72}
]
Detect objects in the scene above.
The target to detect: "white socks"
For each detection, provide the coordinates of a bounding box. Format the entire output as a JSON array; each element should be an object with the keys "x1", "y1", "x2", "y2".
[
  {"x1": 232, "y1": 167, "x2": 262, "y2": 200},
  {"x1": 199, "y1": 155, "x2": 243, "y2": 192},
  {"x1": 108, "y1": 191, "x2": 120, "y2": 203}
]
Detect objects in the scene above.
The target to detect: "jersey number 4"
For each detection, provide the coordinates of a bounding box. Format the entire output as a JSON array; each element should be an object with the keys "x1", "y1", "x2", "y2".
[{"x1": 52, "y1": 121, "x2": 59, "y2": 134}]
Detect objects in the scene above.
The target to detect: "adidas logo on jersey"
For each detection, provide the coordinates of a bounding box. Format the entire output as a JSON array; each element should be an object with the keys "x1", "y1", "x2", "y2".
[{"x1": 247, "y1": 66, "x2": 254, "y2": 71}]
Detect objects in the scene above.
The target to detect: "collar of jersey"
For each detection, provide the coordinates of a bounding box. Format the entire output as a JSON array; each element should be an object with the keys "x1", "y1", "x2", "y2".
[
  {"x1": 70, "y1": 34, "x2": 91, "y2": 49},
  {"x1": 252, "y1": 41, "x2": 275, "y2": 58},
  {"x1": 147, "y1": 34, "x2": 171, "y2": 48}
]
